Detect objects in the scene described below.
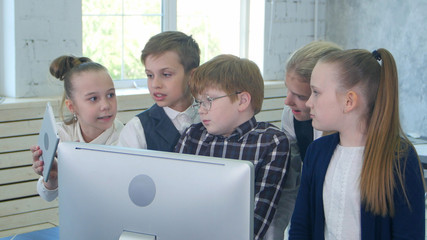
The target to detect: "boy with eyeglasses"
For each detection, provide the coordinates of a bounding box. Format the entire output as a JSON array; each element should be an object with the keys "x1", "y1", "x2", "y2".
[{"x1": 174, "y1": 54, "x2": 290, "y2": 240}]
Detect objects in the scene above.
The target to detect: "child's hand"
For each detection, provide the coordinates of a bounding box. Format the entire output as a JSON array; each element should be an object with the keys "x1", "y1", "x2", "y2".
[
  {"x1": 31, "y1": 145, "x2": 59, "y2": 190},
  {"x1": 31, "y1": 145, "x2": 44, "y2": 176}
]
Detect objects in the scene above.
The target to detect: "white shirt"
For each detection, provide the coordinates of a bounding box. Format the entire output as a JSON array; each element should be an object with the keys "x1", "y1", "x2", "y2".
[
  {"x1": 323, "y1": 145, "x2": 364, "y2": 240},
  {"x1": 264, "y1": 105, "x2": 324, "y2": 240},
  {"x1": 281, "y1": 105, "x2": 323, "y2": 141},
  {"x1": 118, "y1": 106, "x2": 199, "y2": 149},
  {"x1": 37, "y1": 119, "x2": 124, "y2": 201}
]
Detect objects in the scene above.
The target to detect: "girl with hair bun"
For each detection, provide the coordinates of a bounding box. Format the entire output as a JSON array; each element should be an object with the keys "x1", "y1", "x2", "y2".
[{"x1": 31, "y1": 55, "x2": 124, "y2": 202}]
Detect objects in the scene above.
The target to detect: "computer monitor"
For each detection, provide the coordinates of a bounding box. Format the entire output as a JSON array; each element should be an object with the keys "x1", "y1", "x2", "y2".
[{"x1": 57, "y1": 142, "x2": 254, "y2": 240}]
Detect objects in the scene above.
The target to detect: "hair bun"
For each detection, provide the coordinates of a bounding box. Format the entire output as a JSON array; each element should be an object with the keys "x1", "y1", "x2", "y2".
[{"x1": 49, "y1": 55, "x2": 93, "y2": 80}]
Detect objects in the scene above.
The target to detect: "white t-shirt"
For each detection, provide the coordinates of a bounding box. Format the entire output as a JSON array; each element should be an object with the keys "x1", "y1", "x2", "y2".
[
  {"x1": 37, "y1": 119, "x2": 124, "y2": 201},
  {"x1": 323, "y1": 145, "x2": 364, "y2": 240},
  {"x1": 117, "y1": 106, "x2": 199, "y2": 149}
]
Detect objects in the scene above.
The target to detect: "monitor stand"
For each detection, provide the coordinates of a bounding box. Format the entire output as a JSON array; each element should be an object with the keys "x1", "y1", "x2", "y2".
[{"x1": 119, "y1": 231, "x2": 156, "y2": 240}]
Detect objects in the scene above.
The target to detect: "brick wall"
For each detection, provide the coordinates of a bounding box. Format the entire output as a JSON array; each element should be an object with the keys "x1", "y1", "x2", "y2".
[{"x1": 263, "y1": 0, "x2": 326, "y2": 81}]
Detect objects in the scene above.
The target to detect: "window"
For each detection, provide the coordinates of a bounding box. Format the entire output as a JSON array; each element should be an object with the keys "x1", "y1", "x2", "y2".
[
  {"x1": 176, "y1": 0, "x2": 241, "y2": 62},
  {"x1": 176, "y1": 0, "x2": 264, "y2": 73},
  {"x1": 82, "y1": 0, "x2": 262, "y2": 88},
  {"x1": 82, "y1": 0, "x2": 162, "y2": 88}
]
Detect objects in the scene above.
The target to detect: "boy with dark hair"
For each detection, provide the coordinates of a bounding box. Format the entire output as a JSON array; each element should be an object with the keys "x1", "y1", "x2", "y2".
[{"x1": 119, "y1": 31, "x2": 200, "y2": 151}]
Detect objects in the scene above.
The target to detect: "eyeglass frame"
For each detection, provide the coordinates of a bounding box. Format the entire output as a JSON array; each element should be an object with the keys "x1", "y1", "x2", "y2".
[{"x1": 192, "y1": 91, "x2": 242, "y2": 111}]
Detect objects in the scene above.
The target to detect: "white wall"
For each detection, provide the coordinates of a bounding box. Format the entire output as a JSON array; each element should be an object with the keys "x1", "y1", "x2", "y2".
[
  {"x1": 263, "y1": 0, "x2": 327, "y2": 81},
  {"x1": 2, "y1": 0, "x2": 425, "y2": 137},
  {"x1": 3, "y1": 0, "x2": 321, "y2": 97},
  {"x1": 325, "y1": 0, "x2": 427, "y2": 137},
  {"x1": 1, "y1": 0, "x2": 12, "y2": 97},
  {"x1": 0, "y1": 1, "x2": 3, "y2": 96},
  {"x1": 263, "y1": 0, "x2": 427, "y2": 137},
  {"x1": 0, "y1": 2, "x2": 3, "y2": 95},
  {"x1": 1, "y1": 0, "x2": 82, "y2": 98}
]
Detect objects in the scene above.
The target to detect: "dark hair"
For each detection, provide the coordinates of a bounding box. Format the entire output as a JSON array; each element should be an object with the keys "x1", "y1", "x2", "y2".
[
  {"x1": 50, "y1": 55, "x2": 108, "y2": 124},
  {"x1": 141, "y1": 31, "x2": 200, "y2": 73}
]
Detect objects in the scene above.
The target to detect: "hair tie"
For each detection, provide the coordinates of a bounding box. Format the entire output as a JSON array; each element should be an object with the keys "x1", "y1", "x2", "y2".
[{"x1": 372, "y1": 50, "x2": 382, "y2": 61}]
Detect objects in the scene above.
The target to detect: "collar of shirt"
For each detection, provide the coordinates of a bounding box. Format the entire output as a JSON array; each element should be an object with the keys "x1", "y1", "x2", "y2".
[
  {"x1": 164, "y1": 106, "x2": 199, "y2": 134},
  {"x1": 73, "y1": 120, "x2": 117, "y2": 144},
  {"x1": 203, "y1": 116, "x2": 257, "y2": 142},
  {"x1": 163, "y1": 106, "x2": 197, "y2": 121},
  {"x1": 163, "y1": 106, "x2": 181, "y2": 119}
]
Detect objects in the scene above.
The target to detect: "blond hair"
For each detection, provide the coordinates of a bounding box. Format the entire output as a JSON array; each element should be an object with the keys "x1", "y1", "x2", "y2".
[{"x1": 286, "y1": 41, "x2": 342, "y2": 83}]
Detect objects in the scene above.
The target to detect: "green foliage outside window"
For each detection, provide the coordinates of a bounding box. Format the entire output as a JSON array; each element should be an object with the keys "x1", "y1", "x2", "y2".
[
  {"x1": 82, "y1": 0, "x2": 161, "y2": 81},
  {"x1": 82, "y1": 0, "x2": 226, "y2": 81}
]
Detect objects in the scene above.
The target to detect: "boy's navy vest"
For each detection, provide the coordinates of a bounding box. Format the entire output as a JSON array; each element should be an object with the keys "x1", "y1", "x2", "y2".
[{"x1": 137, "y1": 104, "x2": 180, "y2": 152}]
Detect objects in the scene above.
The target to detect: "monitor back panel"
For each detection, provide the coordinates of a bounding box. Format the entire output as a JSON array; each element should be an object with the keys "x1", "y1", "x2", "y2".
[{"x1": 58, "y1": 142, "x2": 254, "y2": 240}]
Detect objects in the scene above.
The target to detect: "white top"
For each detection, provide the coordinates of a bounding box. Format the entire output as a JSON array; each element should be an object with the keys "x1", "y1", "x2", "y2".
[
  {"x1": 117, "y1": 106, "x2": 199, "y2": 149},
  {"x1": 264, "y1": 105, "x2": 323, "y2": 240},
  {"x1": 37, "y1": 119, "x2": 124, "y2": 201},
  {"x1": 56, "y1": 119, "x2": 124, "y2": 144},
  {"x1": 281, "y1": 105, "x2": 323, "y2": 140},
  {"x1": 323, "y1": 145, "x2": 364, "y2": 240}
]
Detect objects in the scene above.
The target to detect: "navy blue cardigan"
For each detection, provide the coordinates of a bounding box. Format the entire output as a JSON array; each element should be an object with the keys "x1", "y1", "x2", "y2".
[
  {"x1": 137, "y1": 104, "x2": 181, "y2": 152},
  {"x1": 289, "y1": 133, "x2": 425, "y2": 240}
]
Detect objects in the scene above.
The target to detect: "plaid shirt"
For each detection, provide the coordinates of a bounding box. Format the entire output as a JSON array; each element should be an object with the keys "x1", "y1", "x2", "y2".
[{"x1": 175, "y1": 117, "x2": 290, "y2": 240}]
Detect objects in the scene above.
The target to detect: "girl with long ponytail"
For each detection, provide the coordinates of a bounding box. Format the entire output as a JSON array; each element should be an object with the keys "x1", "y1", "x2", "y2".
[{"x1": 289, "y1": 48, "x2": 425, "y2": 239}]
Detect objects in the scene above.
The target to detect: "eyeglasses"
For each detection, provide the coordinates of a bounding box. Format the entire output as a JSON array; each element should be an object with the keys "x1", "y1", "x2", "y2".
[{"x1": 192, "y1": 91, "x2": 242, "y2": 111}]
